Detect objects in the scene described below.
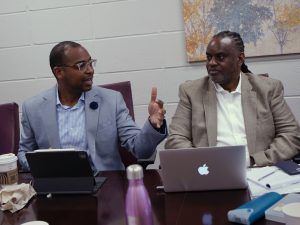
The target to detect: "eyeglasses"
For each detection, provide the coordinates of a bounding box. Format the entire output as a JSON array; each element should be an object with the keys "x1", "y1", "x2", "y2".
[{"x1": 58, "y1": 59, "x2": 97, "y2": 72}]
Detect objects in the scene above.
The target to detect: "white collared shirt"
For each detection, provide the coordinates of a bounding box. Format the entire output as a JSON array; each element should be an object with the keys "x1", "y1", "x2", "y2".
[{"x1": 213, "y1": 74, "x2": 250, "y2": 166}]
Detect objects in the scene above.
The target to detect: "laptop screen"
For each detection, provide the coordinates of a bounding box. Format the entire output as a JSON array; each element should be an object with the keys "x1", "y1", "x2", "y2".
[{"x1": 159, "y1": 145, "x2": 247, "y2": 192}]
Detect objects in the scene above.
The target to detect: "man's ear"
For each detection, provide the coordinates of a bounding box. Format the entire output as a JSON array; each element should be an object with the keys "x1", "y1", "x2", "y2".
[
  {"x1": 53, "y1": 66, "x2": 63, "y2": 80},
  {"x1": 238, "y1": 52, "x2": 245, "y2": 66}
]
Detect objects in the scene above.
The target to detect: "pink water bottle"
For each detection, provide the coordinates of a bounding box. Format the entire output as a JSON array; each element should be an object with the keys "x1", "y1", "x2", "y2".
[{"x1": 125, "y1": 164, "x2": 153, "y2": 225}]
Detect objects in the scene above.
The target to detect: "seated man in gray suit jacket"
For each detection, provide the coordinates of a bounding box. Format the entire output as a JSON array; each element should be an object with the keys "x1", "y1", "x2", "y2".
[
  {"x1": 18, "y1": 41, "x2": 167, "y2": 172},
  {"x1": 165, "y1": 30, "x2": 300, "y2": 167}
]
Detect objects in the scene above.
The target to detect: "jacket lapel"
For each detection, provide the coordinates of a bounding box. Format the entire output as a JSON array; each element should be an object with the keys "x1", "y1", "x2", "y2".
[
  {"x1": 203, "y1": 80, "x2": 217, "y2": 146},
  {"x1": 241, "y1": 73, "x2": 257, "y2": 153},
  {"x1": 85, "y1": 88, "x2": 101, "y2": 156},
  {"x1": 40, "y1": 87, "x2": 61, "y2": 148}
]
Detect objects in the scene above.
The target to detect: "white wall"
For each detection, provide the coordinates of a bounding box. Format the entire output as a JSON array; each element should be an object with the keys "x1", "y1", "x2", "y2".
[{"x1": 1, "y1": 0, "x2": 299, "y2": 168}]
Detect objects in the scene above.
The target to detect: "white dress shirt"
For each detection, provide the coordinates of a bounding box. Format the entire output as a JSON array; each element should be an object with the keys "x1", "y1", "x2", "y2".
[{"x1": 213, "y1": 74, "x2": 250, "y2": 166}]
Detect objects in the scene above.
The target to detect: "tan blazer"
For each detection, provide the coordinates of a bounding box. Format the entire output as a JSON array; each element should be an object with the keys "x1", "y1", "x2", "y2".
[{"x1": 165, "y1": 73, "x2": 300, "y2": 166}]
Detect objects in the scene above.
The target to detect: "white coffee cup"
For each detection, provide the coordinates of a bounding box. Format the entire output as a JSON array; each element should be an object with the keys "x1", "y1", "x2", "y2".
[
  {"x1": 0, "y1": 153, "x2": 18, "y2": 185},
  {"x1": 21, "y1": 221, "x2": 49, "y2": 225},
  {"x1": 282, "y1": 202, "x2": 300, "y2": 225}
]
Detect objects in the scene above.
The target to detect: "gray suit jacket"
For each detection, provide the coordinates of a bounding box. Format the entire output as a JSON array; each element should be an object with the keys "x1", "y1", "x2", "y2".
[
  {"x1": 165, "y1": 73, "x2": 300, "y2": 166},
  {"x1": 18, "y1": 86, "x2": 167, "y2": 171}
]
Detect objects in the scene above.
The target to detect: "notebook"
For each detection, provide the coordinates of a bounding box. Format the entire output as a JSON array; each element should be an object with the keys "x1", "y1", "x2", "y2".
[
  {"x1": 25, "y1": 149, "x2": 106, "y2": 195},
  {"x1": 159, "y1": 145, "x2": 247, "y2": 192}
]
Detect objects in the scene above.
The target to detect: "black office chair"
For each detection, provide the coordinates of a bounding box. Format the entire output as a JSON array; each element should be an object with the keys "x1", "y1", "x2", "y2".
[{"x1": 99, "y1": 81, "x2": 156, "y2": 169}]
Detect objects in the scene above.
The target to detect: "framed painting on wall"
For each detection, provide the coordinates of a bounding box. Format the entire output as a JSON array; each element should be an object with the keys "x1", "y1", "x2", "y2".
[{"x1": 183, "y1": 0, "x2": 300, "y2": 62}]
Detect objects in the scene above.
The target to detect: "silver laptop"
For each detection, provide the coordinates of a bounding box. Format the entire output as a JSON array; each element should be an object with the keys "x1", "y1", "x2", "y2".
[{"x1": 159, "y1": 145, "x2": 247, "y2": 192}]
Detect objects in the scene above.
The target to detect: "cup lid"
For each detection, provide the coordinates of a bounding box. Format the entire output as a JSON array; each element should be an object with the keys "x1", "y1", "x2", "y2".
[
  {"x1": 0, "y1": 153, "x2": 17, "y2": 164},
  {"x1": 126, "y1": 164, "x2": 143, "y2": 180}
]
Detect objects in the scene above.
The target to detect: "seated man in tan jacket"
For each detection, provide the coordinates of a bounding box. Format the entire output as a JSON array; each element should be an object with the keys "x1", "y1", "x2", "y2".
[{"x1": 165, "y1": 30, "x2": 300, "y2": 167}]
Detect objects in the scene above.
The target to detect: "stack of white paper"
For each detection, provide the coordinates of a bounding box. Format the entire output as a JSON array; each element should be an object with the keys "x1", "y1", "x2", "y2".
[{"x1": 247, "y1": 166, "x2": 300, "y2": 198}]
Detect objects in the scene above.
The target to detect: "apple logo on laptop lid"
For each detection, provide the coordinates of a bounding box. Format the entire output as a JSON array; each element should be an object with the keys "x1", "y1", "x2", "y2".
[{"x1": 198, "y1": 164, "x2": 209, "y2": 175}]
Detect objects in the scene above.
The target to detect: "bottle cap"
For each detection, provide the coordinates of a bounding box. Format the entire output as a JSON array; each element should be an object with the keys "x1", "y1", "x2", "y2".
[{"x1": 126, "y1": 164, "x2": 144, "y2": 180}]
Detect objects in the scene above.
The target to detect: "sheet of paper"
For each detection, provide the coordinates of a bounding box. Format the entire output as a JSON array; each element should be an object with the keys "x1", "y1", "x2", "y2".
[{"x1": 247, "y1": 166, "x2": 300, "y2": 198}]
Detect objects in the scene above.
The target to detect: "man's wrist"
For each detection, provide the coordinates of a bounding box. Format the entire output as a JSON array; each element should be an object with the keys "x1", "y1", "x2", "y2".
[{"x1": 148, "y1": 117, "x2": 166, "y2": 133}]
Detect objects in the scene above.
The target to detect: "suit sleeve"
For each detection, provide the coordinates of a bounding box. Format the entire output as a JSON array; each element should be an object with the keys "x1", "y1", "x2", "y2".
[
  {"x1": 252, "y1": 80, "x2": 300, "y2": 166},
  {"x1": 115, "y1": 92, "x2": 167, "y2": 158},
  {"x1": 165, "y1": 83, "x2": 194, "y2": 149},
  {"x1": 17, "y1": 102, "x2": 37, "y2": 172}
]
